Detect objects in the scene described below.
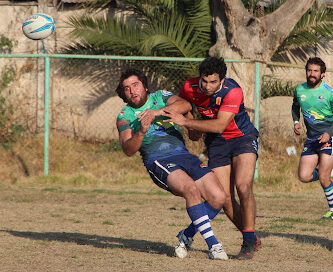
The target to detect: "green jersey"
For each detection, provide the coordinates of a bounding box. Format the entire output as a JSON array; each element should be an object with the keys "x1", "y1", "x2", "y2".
[
  {"x1": 292, "y1": 81, "x2": 333, "y2": 139},
  {"x1": 116, "y1": 90, "x2": 187, "y2": 163}
]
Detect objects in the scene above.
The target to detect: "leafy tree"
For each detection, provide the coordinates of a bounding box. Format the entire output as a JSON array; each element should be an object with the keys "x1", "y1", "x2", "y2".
[
  {"x1": 62, "y1": 0, "x2": 215, "y2": 110},
  {"x1": 210, "y1": 0, "x2": 332, "y2": 107},
  {"x1": 64, "y1": 0, "x2": 332, "y2": 107}
]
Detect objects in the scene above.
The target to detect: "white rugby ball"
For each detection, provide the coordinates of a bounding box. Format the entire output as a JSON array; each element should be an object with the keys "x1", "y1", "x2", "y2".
[{"x1": 22, "y1": 13, "x2": 55, "y2": 40}]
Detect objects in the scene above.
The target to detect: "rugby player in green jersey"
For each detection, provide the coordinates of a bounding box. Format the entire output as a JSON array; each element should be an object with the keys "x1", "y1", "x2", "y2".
[
  {"x1": 292, "y1": 57, "x2": 333, "y2": 220},
  {"x1": 116, "y1": 68, "x2": 229, "y2": 260}
]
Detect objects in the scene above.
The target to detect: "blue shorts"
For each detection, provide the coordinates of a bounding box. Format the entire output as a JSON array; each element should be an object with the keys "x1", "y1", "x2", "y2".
[
  {"x1": 145, "y1": 153, "x2": 211, "y2": 191},
  {"x1": 207, "y1": 133, "x2": 258, "y2": 168},
  {"x1": 301, "y1": 137, "x2": 333, "y2": 156}
]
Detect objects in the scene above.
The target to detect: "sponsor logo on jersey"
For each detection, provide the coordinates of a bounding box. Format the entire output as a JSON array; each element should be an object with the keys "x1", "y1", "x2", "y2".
[
  {"x1": 167, "y1": 163, "x2": 176, "y2": 168},
  {"x1": 120, "y1": 111, "x2": 124, "y2": 115},
  {"x1": 153, "y1": 101, "x2": 158, "y2": 106},
  {"x1": 303, "y1": 147, "x2": 308, "y2": 152},
  {"x1": 200, "y1": 109, "x2": 214, "y2": 118},
  {"x1": 216, "y1": 97, "x2": 222, "y2": 105},
  {"x1": 161, "y1": 90, "x2": 173, "y2": 96},
  {"x1": 301, "y1": 94, "x2": 306, "y2": 101},
  {"x1": 318, "y1": 95, "x2": 324, "y2": 101},
  {"x1": 200, "y1": 163, "x2": 208, "y2": 168}
]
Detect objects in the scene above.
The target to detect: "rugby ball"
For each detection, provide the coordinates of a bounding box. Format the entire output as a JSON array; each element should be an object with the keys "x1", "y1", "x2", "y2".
[{"x1": 22, "y1": 13, "x2": 55, "y2": 40}]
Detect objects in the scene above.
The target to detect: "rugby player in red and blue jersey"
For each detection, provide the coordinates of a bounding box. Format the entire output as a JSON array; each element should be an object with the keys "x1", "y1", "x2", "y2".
[{"x1": 163, "y1": 57, "x2": 261, "y2": 259}]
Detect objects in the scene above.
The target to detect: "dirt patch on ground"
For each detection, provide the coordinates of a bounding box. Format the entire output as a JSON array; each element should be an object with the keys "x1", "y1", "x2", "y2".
[{"x1": 0, "y1": 183, "x2": 332, "y2": 272}]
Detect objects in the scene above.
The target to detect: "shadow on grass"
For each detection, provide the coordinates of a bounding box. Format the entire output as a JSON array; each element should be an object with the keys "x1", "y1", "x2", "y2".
[
  {"x1": 1, "y1": 230, "x2": 175, "y2": 256},
  {"x1": 257, "y1": 231, "x2": 333, "y2": 251}
]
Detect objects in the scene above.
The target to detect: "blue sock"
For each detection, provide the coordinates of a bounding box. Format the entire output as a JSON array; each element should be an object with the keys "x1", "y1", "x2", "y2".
[
  {"x1": 242, "y1": 230, "x2": 256, "y2": 244},
  {"x1": 311, "y1": 168, "x2": 319, "y2": 182},
  {"x1": 187, "y1": 203, "x2": 219, "y2": 249},
  {"x1": 184, "y1": 202, "x2": 220, "y2": 238},
  {"x1": 323, "y1": 182, "x2": 333, "y2": 212}
]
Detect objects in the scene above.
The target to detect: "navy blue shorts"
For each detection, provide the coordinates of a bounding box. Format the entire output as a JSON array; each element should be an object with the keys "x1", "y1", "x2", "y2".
[
  {"x1": 301, "y1": 137, "x2": 333, "y2": 156},
  {"x1": 145, "y1": 153, "x2": 211, "y2": 191},
  {"x1": 207, "y1": 133, "x2": 258, "y2": 168}
]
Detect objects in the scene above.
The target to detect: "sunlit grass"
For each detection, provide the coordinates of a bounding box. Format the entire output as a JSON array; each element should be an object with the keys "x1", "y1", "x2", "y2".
[{"x1": 0, "y1": 131, "x2": 323, "y2": 194}]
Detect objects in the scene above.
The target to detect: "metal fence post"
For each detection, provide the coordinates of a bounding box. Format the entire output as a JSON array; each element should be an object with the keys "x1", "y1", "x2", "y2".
[
  {"x1": 254, "y1": 61, "x2": 260, "y2": 180},
  {"x1": 44, "y1": 55, "x2": 50, "y2": 176}
]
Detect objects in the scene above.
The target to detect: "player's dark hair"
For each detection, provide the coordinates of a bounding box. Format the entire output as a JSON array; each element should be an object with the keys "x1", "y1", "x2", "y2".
[
  {"x1": 199, "y1": 57, "x2": 227, "y2": 80},
  {"x1": 306, "y1": 57, "x2": 326, "y2": 73},
  {"x1": 116, "y1": 68, "x2": 149, "y2": 103}
]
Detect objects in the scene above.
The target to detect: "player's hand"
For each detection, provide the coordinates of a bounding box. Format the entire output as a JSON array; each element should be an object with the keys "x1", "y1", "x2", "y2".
[
  {"x1": 162, "y1": 109, "x2": 187, "y2": 126},
  {"x1": 138, "y1": 111, "x2": 154, "y2": 134},
  {"x1": 294, "y1": 123, "x2": 302, "y2": 135},
  {"x1": 318, "y1": 132, "x2": 330, "y2": 143},
  {"x1": 138, "y1": 108, "x2": 160, "y2": 121}
]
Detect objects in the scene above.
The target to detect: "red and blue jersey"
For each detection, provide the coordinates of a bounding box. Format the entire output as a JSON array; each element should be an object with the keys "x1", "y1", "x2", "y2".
[{"x1": 179, "y1": 77, "x2": 258, "y2": 143}]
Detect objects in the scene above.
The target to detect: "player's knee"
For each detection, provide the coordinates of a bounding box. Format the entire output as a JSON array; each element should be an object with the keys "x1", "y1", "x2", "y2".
[
  {"x1": 298, "y1": 173, "x2": 312, "y2": 183},
  {"x1": 182, "y1": 183, "x2": 201, "y2": 202},
  {"x1": 208, "y1": 189, "x2": 225, "y2": 209},
  {"x1": 236, "y1": 183, "x2": 252, "y2": 200},
  {"x1": 223, "y1": 193, "x2": 233, "y2": 207},
  {"x1": 318, "y1": 172, "x2": 330, "y2": 183}
]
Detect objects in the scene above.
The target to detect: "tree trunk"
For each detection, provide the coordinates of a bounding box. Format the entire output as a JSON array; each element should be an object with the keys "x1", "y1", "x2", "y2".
[{"x1": 209, "y1": 0, "x2": 315, "y2": 115}]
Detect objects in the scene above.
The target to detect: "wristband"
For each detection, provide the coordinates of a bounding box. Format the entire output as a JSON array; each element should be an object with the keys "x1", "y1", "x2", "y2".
[{"x1": 294, "y1": 120, "x2": 299, "y2": 125}]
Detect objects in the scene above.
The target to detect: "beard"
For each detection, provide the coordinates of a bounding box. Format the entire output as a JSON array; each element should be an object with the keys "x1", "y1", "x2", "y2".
[
  {"x1": 128, "y1": 94, "x2": 148, "y2": 108},
  {"x1": 307, "y1": 76, "x2": 322, "y2": 88}
]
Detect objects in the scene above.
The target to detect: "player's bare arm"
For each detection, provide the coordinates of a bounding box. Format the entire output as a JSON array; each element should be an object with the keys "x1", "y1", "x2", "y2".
[
  {"x1": 163, "y1": 110, "x2": 235, "y2": 134},
  {"x1": 119, "y1": 129, "x2": 145, "y2": 156},
  {"x1": 138, "y1": 95, "x2": 191, "y2": 121},
  {"x1": 119, "y1": 114, "x2": 153, "y2": 156}
]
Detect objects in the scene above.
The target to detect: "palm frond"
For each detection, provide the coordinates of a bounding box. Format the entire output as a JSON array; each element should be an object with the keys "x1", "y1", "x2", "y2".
[
  {"x1": 141, "y1": 11, "x2": 206, "y2": 59},
  {"x1": 65, "y1": 15, "x2": 143, "y2": 55},
  {"x1": 177, "y1": 0, "x2": 212, "y2": 40},
  {"x1": 272, "y1": 7, "x2": 333, "y2": 62}
]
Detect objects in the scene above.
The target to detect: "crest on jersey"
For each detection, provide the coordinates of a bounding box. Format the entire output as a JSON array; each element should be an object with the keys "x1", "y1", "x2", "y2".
[
  {"x1": 216, "y1": 97, "x2": 222, "y2": 105},
  {"x1": 318, "y1": 95, "x2": 324, "y2": 102},
  {"x1": 161, "y1": 90, "x2": 173, "y2": 96},
  {"x1": 300, "y1": 94, "x2": 306, "y2": 101}
]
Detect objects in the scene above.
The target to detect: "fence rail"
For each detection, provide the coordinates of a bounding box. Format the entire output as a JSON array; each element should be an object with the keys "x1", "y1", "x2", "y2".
[{"x1": 0, "y1": 53, "x2": 332, "y2": 178}]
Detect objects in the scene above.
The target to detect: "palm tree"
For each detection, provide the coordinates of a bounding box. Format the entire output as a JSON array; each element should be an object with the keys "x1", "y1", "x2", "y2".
[
  {"x1": 62, "y1": 0, "x2": 332, "y2": 107},
  {"x1": 64, "y1": 1, "x2": 211, "y2": 82},
  {"x1": 60, "y1": 0, "x2": 214, "y2": 111}
]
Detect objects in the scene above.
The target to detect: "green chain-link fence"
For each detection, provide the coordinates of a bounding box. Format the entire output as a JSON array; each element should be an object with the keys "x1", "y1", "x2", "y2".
[{"x1": 0, "y1": 54, "x2": 332, "y2": 178}]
